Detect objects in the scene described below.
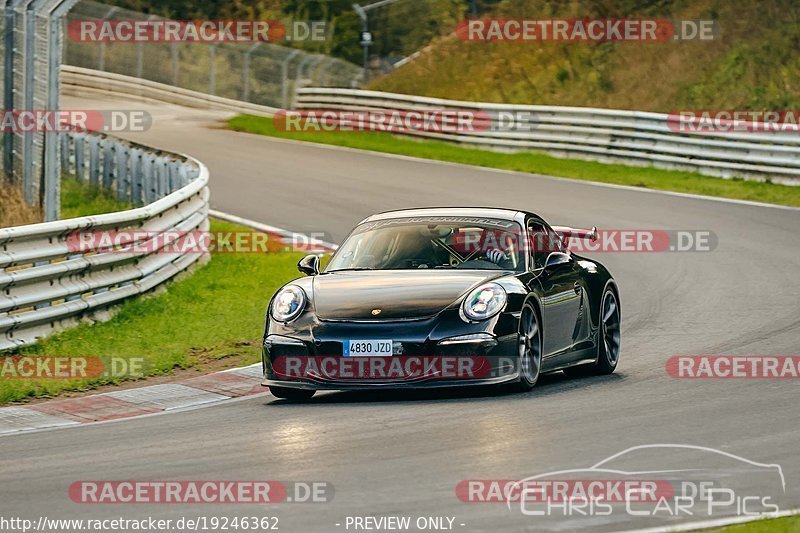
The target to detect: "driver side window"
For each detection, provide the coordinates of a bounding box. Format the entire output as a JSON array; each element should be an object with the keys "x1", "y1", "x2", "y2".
[{"x1": 528, "y1": 223, "x2": 563, "y2": 269}]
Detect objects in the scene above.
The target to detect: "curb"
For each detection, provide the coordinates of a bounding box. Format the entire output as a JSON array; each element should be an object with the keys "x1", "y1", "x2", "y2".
[
  {"x1": 0, "y1": 212, "x2": 334, "y2": 437},
  {"x1": 0, "y1": 363, "x2": 265, "y2": 437},
  {"x1": 0, "y1": 210, "x2": 337, "y2": 437}
]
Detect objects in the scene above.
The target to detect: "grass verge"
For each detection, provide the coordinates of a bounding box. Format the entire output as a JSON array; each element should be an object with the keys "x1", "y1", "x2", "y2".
[
  {"x1": 59, "y1": 177, "x2": 139, "y2": 219},
  {"x1": 0, "y1": 178, "x2": 302, "y2": 404},
  {"x1": 709, "y1": 515, "x2": 800, "y2": 532},
  {"x1": 228, "y1": 115, "x2": 800, "y2": 208}
]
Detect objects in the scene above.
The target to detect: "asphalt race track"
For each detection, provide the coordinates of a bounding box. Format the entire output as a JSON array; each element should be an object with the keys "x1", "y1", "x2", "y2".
[{"x1": 1, "y1": 94, "x2": 798, "y2": 532}]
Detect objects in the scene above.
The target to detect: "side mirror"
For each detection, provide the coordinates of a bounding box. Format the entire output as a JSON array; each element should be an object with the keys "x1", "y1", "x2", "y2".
[
  {"x1": 298, "y1": 254, "x2": 320, "y2": 276},
  {"x1": 543, "y1": 251, "x2": 572, "y2": 271}
]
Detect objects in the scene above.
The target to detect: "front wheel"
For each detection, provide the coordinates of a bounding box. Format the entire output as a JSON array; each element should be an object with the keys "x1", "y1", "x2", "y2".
[
  {"x1": 514, "y1": 303, "x2": 542, "y2": 392},
  {"x1": 594, "y1": 288, "x2": 621, "y2": 374},
  {"x1": 269, "y1": 386, "x2": 315, "y2": 401}
]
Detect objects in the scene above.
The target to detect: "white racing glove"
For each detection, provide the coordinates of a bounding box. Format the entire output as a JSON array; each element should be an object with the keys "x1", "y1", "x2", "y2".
[{"x1": 485, "y1": 248, "x2": 508, "y2": 265}]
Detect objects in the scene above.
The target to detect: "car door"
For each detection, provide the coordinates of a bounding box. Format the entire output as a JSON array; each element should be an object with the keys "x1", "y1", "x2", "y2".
[{"x1": 529, "y1": 223, "x2": 582, "y2": 360}]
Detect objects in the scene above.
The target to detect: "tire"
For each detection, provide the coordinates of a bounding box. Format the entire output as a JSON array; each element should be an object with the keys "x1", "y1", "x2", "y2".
[
  {"x1": 514, "y1": 302, "x2": 542, "y2": 392},
  {"x1": 269, "y1": 386, "x2": 316, "y2": 401},
  {"x1": 594, "y1": 287, "x2": 621, "y2": 375}
]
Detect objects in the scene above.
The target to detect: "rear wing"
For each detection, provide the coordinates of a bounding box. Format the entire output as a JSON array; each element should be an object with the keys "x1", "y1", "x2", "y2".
[{"x1": 552, "y1": 225, "x2": 598, "y2": 242}]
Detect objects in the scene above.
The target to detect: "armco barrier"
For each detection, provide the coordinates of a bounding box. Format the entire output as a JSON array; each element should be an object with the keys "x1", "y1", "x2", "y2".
[
  {"x1": 295, "y1": 88, "x2": 800, "y2": 185},
  {"x1": 64, "y1": 69, "x2": 800, "y2": 185},
  {"x1": 0, "y1": 131, "x2": 209, "y2": 351},
  {"x1": 61, "y1": 65, "x2": 279, "y2": 117}
]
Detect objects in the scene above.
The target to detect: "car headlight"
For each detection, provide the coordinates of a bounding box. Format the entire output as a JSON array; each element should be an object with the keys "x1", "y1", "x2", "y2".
[
  {"x1": 461, "y1": 282, "x2": 506, "y2": 322},
  {"x1": 271, "y1": 285, "x2": 306, "y2": 323}
]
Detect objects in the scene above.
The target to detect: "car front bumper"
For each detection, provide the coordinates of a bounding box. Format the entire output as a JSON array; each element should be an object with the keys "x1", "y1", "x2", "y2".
[
  {"x1": 261, "y1": 315, "x2": 521, "y2": 390},
  {"x1": 261, "y1": 373, "x2": 520, "y2": 391}
]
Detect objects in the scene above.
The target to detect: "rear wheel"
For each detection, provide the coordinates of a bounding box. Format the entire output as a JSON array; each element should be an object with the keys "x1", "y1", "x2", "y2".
[
  {"x1": 515, "y1": 303, "x2": 542, "y2": 392},
  {"x1": 269, "y1": 386, "x2": 315, "y2": 401},
  {"x1": 595, "y1": 288, "x2": 621, "y2": 375}
]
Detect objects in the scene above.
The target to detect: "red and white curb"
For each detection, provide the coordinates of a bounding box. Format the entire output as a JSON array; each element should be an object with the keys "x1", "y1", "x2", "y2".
[
  {"x1": 0, "y1": 363, "x2": 265, "y2": 436},
  {"x1": 0, "y1": 213, "x2": 335, "y2": 437}
]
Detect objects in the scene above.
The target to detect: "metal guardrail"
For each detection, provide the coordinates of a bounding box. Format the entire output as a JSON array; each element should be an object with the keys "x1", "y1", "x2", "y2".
[
  {"x1": 296, "y1": 88, "x2": 800, "y2": 185},
  {"x1": 0, "y1": 131, "x2": 209, "y2": 351},
  {"x1": 61, "y1": 65, "x2": 279, "y2": 117}
]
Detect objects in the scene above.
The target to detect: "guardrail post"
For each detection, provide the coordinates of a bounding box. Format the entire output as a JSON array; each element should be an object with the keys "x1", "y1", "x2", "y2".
[
  {"x1": 102, "y1": 138, "x2": 114, "y2": 190},
  {"x1": 60, "y1": 132, "x2": 69, "y2": 174},
  {"x1": 167, "y1": 160, "x2": 179, "y2": 192},
  {"x1": 156, "y1": 156, "x2": 168, "y2": 198},
  {"x1": 177, "y1": 162, "x2": 189, "y2": 188},
  {"x1": 74, "y1": 134, "x2": 84, "y2": 181},
  {"x1": 116, "y1": 141, "x2": 128, "y2": 201},
  {"x1": 88, "y1": 135, "x2": 100, "y2": 187},
  {"x1": 142, "y1": 153, "x2": 154, "y2": 204},
  {"x1": 130, "y1": 147, "x2": 142, "y2": 205}
]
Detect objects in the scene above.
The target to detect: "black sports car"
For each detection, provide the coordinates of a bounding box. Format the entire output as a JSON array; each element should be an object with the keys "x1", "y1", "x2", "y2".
[{"x1": 262, "y1": 208, "x2": 620, "y2": 400}]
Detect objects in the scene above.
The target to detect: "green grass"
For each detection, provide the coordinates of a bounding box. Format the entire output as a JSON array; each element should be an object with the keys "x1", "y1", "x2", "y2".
[
  {"x1": 60, "y1": 177, "x2": 134, "y2": 218},
  {"x1": 0, "y1": 179, "x2": 303, "y2": 404},
  {"x1": 368, "y1": 2, "x2": 800, "y2": 113},
  {"x1": 709, "y1": 515, "x2": 800, "y2": 532},
  {"x1": 228, "y1": 115, "x2": 800, "y2": 208}
]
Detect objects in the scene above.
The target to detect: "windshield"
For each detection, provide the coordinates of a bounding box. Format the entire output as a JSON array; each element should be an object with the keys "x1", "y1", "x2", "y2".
[{"x1": 326, "y1": 216, "x2": 525, "y2": 272}]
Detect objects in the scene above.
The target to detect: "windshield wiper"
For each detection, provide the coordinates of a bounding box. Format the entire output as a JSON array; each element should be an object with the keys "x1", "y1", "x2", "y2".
[{"x1": 327, "y1": 267, "x2": 376, "y2": 272}]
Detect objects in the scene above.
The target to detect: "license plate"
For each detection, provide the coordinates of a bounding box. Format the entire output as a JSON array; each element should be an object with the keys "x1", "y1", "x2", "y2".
[{"x1": 344, "y1": 339, "x2": 392, "y2": 356}]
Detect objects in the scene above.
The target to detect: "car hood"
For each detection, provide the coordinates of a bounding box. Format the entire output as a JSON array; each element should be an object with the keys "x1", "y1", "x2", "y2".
[{"x1": 313, "y1": 270, "x2": 504, "y2": 320}]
